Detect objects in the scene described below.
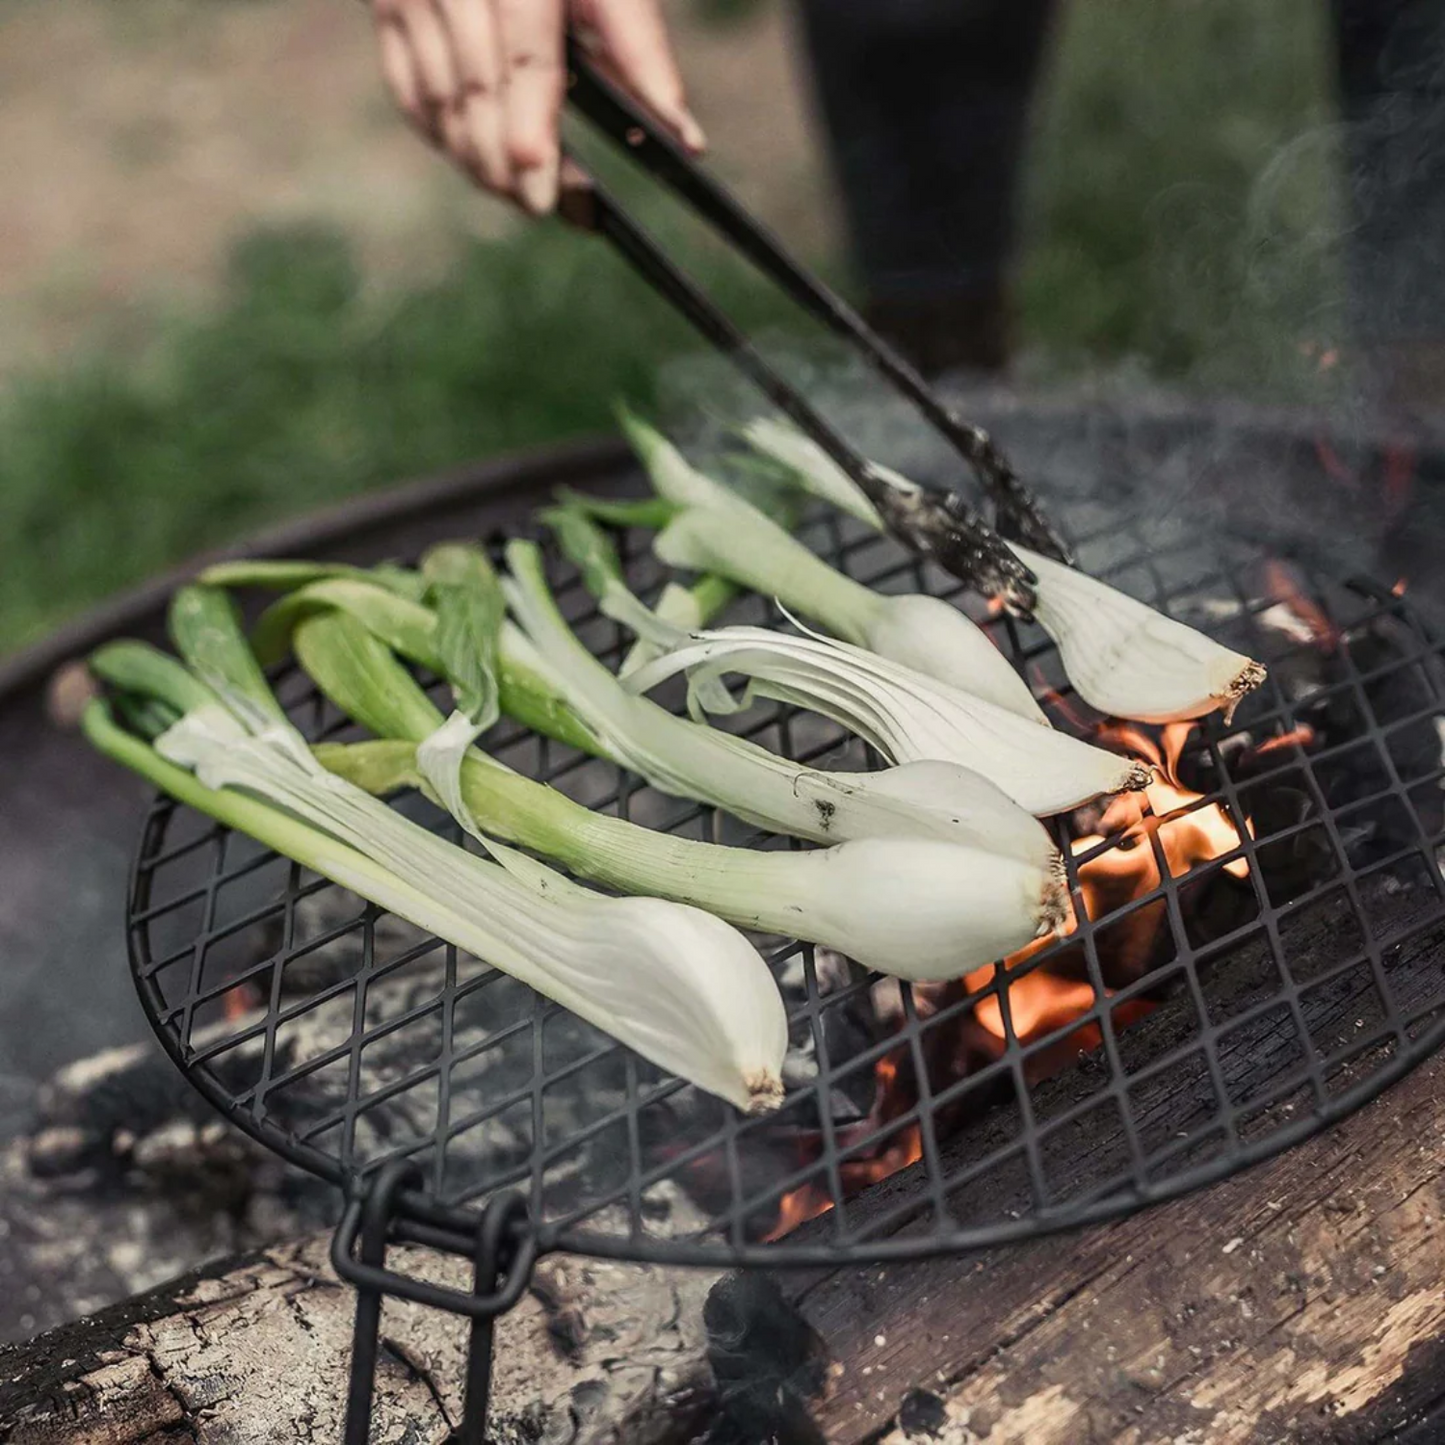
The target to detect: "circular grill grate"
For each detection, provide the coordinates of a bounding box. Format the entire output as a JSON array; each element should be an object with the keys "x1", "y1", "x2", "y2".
[{"x1": 126, "y1": 493, "x2": 1445, "y2": 1267}]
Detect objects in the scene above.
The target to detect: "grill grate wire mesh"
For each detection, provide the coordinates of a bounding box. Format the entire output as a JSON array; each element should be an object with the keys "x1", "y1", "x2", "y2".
[{"x1": 126, "y1": 493, "x2": 1445, "y2": 1268}]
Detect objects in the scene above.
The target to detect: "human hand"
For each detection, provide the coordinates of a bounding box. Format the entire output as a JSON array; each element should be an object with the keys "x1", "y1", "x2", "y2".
[{"x1": 371, "y1": 0, "x2": 705, "y2": 215}]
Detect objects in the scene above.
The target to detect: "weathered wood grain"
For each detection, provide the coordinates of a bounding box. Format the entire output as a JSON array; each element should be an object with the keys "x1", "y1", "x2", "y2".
[
  {"x1": 0, "y1": 1233, "x2": 718, "y2": 1444},
  {"x1": 791, "y1": 1046, "x2": 1445, "y2": 1443}
]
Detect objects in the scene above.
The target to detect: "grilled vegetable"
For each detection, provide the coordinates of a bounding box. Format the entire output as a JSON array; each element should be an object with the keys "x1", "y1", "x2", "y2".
[
  {"x1": 298, "y1": 610, "x2": 1066, "y2": 980},
  {"x1": 625, "y1": 624, "x2": 1151, "y2": 815},
  {"x1": 618, "y1": 410, "x2": 1047, "y2": 722},
  {"x1": 741, "y1": 414, "x2": 1266, "y2": 724},
  {"x1": 85, "y1": 596, "x2": 788, "y2": 1114},
  {"x1": 503, "y1": 537, "x2": 1069, "y2": 852},
  {"x1": 209, "y1": 546, "x2": 1066, "y2": 858},
  {"x1": 1013, "y1": 546, "x2": 1267, "y2": 723},
  {"x1": 410, "y1": 543, "x2": 506, "y2": 838}
]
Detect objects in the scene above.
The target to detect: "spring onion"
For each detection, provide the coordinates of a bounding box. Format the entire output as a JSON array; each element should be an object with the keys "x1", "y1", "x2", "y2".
[
  {"x1": 625, "y1": 624, "x2": 1151, "y2": 815},
  {"x1": 1012, "y1": 545, "x2": 1268, "y2": 723},
  {"x1": 296, "y1": 611, "x2": 1066, "y2": 979},
  {"x1": 88, "y1": 607, "x2": 788, "y2": 1114},
  {"x1": 212, "y1": 545, "x2": 1063, "y2": 860},
  {"x1": 409, "y1": 543, "x2": 506, "y2": 838},
  {"x1": 502, "y1": 536, "x2": 1068, "y2": 854},
  {"x1": 741, "y1": 415, "x2": 1267, "y2": 724},
  {"x1": 617, "y1": 409, "x2": 1047, "y2": 722}
]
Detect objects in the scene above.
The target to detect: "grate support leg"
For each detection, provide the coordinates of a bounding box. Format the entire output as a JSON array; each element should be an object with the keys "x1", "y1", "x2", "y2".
[
  {"x1": 343, "y1": 1160, "x2": 421, "y2": 1445},
  {"x1": 456, "y1": 1193, "x2": 530, "y2": 1444},
  {"x1": 333, "y1": 1170, "x2": 536, "y2": 1444}
]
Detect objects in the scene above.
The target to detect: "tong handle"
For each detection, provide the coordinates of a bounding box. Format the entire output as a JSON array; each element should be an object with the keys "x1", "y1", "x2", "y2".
[
  {"x1": 564, "y1": 41, "x2": 1071, "y2": 564},
  {"x1": 559, "y1": 166, "x2": 1037, "y2": 612}
]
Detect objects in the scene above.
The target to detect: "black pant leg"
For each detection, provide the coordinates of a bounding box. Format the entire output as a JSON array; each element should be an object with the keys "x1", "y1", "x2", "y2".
[
  {"x1": 794, "y1": 0, "x2": 1058, "y2": 374},
  {"x1": 1330, "y1": 0, "x2": 1445, "y2": 406}
]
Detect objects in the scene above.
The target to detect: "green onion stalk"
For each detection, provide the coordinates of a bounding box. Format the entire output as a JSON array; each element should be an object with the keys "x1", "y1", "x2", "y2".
[
  {"x1": 295, "y1": 609, "x2": 1068, "y2": 979},
  {"x1": 84, "y1": 587, "x2": 788, "y2": 1114},
  {"x1": 739, "y1": 415, "x2": 1267, "y2": 725},
  {"x1": 614, "y1": 407, "x2": 1049, "y2": 723},
  {"x1": 215, "y1": 548, "x2": 1061, "y2": 860}
]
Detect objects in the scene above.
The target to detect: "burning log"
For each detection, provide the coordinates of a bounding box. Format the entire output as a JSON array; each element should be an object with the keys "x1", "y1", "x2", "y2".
[{"x1": 9, "y1": 1030, "x2": 1438, "y2": 1443}]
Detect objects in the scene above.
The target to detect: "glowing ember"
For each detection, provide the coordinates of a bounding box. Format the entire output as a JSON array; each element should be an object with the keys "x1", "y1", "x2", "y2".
[
  {"x1": 1314, "y1": 438, "x2": 1357, "y2": 489},
  {"x1": 1383, "y1": 445, "x2": 1416, "y2": 522},
  {"x1": 223, "y1": 983, "x2": 259, "y2": 1021},
  {"x1": 1255, "y1": 724, "x2": 1317, "y2": 757},
  {"x1": 1263, "y1": 560, "x2": 1340, "y2": 652},
  {"x1": 1029, "y1": 674, "x2": 1096, "y2": 733},
  {"x1": 1312, "y1": 436, "x2": 1416, "y2": 522}
]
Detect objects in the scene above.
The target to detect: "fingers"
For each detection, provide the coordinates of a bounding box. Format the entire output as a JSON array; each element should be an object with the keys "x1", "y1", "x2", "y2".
[
  {"x1": 433, "y1": 0, "x2": 509, "y2": 189},
  {"x1": 579, "y1": 0, "x2": 705, "y2": 152},
  {"x1": 374, "y1": 0, "x2": 512, "y2": 197},
  {"x1": 374, "y1": 4, "x2": 432, "y2": 140},
  {"x1": 375, "y1": 0, "x2": 457, "y2": 145},
  {"x1": 379, "y1": 0, "x2": 678, "y2": 215},
  {"x1": 496, "y1": 0, "x2": 566, "y2": 214}
]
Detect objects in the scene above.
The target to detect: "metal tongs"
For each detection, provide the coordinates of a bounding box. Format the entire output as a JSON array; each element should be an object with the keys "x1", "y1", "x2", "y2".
[{"x1": 558, "y1": 42, "x2": 1073, "y2": 615}]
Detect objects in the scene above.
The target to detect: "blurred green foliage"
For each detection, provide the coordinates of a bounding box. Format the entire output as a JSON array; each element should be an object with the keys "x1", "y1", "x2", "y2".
[
  {"x1": 0, "y1": 0, "x2": 1343, "y2": 653},
  {"x1": 1020, "y1": 0, "x2": 1342, "y2": 391},
  {"x1": 0, "y1": 222, "x2": 793, "y2": 651}
]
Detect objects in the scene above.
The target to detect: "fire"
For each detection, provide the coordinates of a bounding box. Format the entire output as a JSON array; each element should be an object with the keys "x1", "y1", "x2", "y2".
[
  {"x1": 769, "y1": 1183, "x2": 829, "y2": 1237},
  {"x1": 763, "y1": 719, "x2": 1257, "y2": 1242},
  {"x1": 1089, "y1": 722, "x2": 1248, "y2": 884},
  {"x1": 1030, "y1": 674, "x2": 1095, "y2": 733},
  {"x1": 967, "y1": 722, "x2": 1246, "y2": 1059},
  {"x1": 766, "y1": 1058, "x2": 926, "y2": 1239},
  {"x1": 223, "y1": 982, "x2": 259, "y2": 1021},
  {"x1": 1313, "y1": 436, "x2": 1417, "y2": 522},
  {"x1": 1263, "y1": 560, "x2": 1339, "y2": 651},
  {"x1": 1255, "y1": 724, "x2": 1316, "y2": 757}
]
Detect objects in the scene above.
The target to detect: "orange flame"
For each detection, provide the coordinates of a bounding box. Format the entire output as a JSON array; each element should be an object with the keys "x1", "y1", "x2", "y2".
[
  {"x1": 1264, "y1": 560, "x2": 1340, "y2": 652},
  {"x1": 968, "y1": 722, "x2": 1246, "y2": 1058},
  {"x1": 1255, "y1": 724, "x2": 1316, "y2": 757},
  {"x1": 763, "y1": 719, "x2": 1264, "y2": 1243},
  {"x1": 223, "y1": 983, "x2": 259, "y2": 1021},
  {"x1": 1313, "y1": 436, "x2": 1416, "y2": 522}
]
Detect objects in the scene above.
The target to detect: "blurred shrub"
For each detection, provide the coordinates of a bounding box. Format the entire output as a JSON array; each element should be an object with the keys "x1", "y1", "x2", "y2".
[{"x1": 0, "y1": 219, "x2": 793, "y2": 651}]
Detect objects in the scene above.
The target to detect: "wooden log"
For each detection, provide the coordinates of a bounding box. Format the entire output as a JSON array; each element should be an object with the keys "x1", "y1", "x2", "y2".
[
  {"x1": 786, "y1": 1045, "x2": 1445, "y2": 1443},
  {"x1": 10, "y1": 1049, "x2": 1439, "y2": 1444},
  {"x1": 0, "y1": 1232, "x2": 718, "y2": 1444},
  {"x1": 5, "y1": 905, "x2": 1443, "y2": 1442}
]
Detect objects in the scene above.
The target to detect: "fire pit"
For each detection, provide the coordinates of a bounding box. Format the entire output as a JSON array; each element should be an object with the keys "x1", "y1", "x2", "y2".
[{"x1": 112, "y1": 393, "x2": 1445, "y2": 1436}]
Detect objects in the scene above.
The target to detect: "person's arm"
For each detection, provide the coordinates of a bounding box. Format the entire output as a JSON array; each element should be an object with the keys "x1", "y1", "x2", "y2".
[{"x1": 370, "y1": 0, "x2": 705, "y2": 215}]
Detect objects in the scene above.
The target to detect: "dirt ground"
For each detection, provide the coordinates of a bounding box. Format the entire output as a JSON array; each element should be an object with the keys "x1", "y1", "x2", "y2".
[{"x1": 0, "y1": 0, "x2": 835, "y2": 374}]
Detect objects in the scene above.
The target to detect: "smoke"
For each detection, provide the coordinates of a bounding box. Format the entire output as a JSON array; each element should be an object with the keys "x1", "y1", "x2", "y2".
[{"x1": 644, "y1": 11, "x2": 1445, "y2": 616}]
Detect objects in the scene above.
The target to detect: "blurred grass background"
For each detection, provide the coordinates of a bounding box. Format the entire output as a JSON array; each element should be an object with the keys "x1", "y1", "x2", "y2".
[{"x1": 0, "y1": 0, "x2": 1341, "y2": 653}]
